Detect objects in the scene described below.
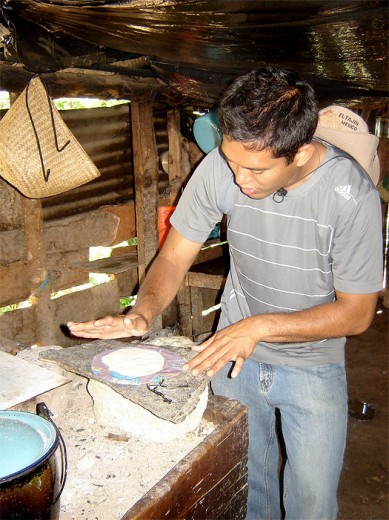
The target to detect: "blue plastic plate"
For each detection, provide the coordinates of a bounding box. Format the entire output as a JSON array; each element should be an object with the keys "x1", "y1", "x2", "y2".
[{"x1": 0, "y1": 410, "x2": 57, "y2": 482}]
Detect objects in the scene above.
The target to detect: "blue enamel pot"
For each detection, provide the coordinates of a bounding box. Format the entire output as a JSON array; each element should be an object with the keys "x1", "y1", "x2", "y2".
[{"x1": 0, "y1": 403, "x2": 67, "y2": 520}]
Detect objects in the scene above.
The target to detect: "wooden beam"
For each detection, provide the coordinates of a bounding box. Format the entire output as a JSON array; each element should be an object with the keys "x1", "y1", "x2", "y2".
[
  {"x1": 0, "y1": 211, "x2": 119, "y2": 265},
  {"x1": 131, "y1": 98, "x2": 162, "y2": 330},
  {"x1": 5, "y1": 87, "x2": 55, "y2": 345},
  {"x1": 166, "y1": 109, "x2": 191, "y2": 205},
  {"x1": 100, "y1": 203, "x2": 136, "y2": 245},
  {"x1": 20, "y1": 197, "x2": 57, "y2": 345},
  {"x1": 69, "y1": 253, "x2": 137, "y2": 275},
  {"x1": 176, "y1": 282, "x2": 193, "y2": 338},
  {"x1": 187, "y1": 256, "x2": 227, "y2": 290},
  {"x1": 0, "y1": 251, "x2": 90, "y2": 307},
  {"x1": 0, "y1": 280, "x2": 121, "y2": 348},
  {"x1": 0, "y1": 261, "x2": 30, "y2": 307},
  {"x1": 0, "y1": 61, "x2": 167, "y2": 100}
]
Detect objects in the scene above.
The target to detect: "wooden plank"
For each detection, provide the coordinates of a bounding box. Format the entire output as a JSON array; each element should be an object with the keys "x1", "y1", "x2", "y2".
[
  {"x1": 53, "y1": 280, "x2": 121, "y2": 347},
  {"x1": 123, "y1": 396, "x2": 248, "y2": 520},
  {"x1": 194, "y1": 240, "x2": 228, "y2": 265},
  {"x1": 182, "y1": 464, "x2": 248, "y2": 519},
  {"x1": 189, "y1": 256, "x2": 228, "y2": 277},
  {"x1": 0, "y1": 210, "x2": 120, "y2": 264},
  {"x1": 0, "y1": 260, "x2": 30, "y2": 306},
  {"x1": 0, "y1": 351, "x2": 69, "y2": 409},
  {"x1": 0, "y1": 229, "x2": 26, "y2": 264},
  {"x1": 47, "y1": 249, "x2": 90, "y2": 291},
  {"x1": 131, "y1": 99, "x2": 162, "y2": 331},
  {"x1": 131, "y1": 100, "x2": 159, "y2": 282},
  {"x1": 44, "y1": 210, "x2": 119, "y2": 252},
  {"x1": 173, "y1": 240, "x2": 227, "y2": 340},
  {"x1": 191, "y1": 286, "x2": 204, "y2": 340},
  {"x1": 176, "y1": 283, "x2": 193, "y2": 338},
  {"x1": 6, "y1": 87, "x2": 55, "y2": 344},
  {"x1": 100, "y1": 203, "x2": 136, "y2": 245},
  {"x1": 0, "y1": 280, "x2": 121, "y2": 347},
  {"x1": 187, "y1": 271, "x2": 226, "y2": 290},
  {"x1": 0, "y1": 61, "x2": 165, "y2": 100},
  {"x1": 69, "y1": 252, "x2": 138, "y2": 274},
  {"x1": 178, "y1": 248, "x2": 227, "y2": 336},
  {"x1": 191, "y1": 287, "x2": 222, "y2": 340},
  {"x1": 167, "y1": 109, "x2": 182, "y2": 204},
  {"x1": 110, "y1": 246, "x2": 139, "y2": 297},
  {"x1": 21, "y1": 197, "x2": 56, "y2": 345},
  {"x1": 116, "y1": 270, "x2": 139, "y2": 298},
  {"x1": 0, "y1": 178, "x2": 24, "y2": 232},
  {"x1": 0, "y1": 306, "x2": 35, "y2": 347},
  {"x1": 167, "y1": 110, "x2": 191, "y2": 205},
  {"x1": 0, "y1": 250, "x2": 90, "y2": 307},
  {"x1": 0, "y1": 209, "x2": 120, "y2": 306},
  {"x1": 187, "y1": 256, "x2": 228, "y2": 290},
  {"x1": 0, "y1": 336, "x2": 26, "y2": 355}
]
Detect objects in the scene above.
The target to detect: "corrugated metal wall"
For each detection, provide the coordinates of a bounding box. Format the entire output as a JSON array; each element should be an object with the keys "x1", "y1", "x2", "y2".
[{"x1": 0, "y1": 102, "x2": 170, "y2": 221}]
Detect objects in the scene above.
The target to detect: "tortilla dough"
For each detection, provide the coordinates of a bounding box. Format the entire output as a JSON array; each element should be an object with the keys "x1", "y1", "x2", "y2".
[{"x1": 101, "y1": 347, "x2": 164, "y2": 378}]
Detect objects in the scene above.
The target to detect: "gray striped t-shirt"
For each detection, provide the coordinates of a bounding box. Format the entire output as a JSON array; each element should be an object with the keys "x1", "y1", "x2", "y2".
[{"x1": 171, "y1": 144, "x2": 383, "y2": 365}]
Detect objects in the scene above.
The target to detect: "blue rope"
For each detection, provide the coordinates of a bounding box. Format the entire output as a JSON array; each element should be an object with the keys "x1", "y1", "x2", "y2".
[{"x1": 31, "y1": 271, "x2": 52, "y2": 296}]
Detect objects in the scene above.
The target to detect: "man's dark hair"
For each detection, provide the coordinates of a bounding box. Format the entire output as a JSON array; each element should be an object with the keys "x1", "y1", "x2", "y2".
[{"x1": 218, "y1": 68, "x2": 318, "y2": 164}]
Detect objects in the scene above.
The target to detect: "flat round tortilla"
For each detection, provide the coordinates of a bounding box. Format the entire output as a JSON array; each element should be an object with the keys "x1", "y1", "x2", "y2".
[
  {"x1": 101, "y1": 347, "x2": 164, "y2": 378},
  {"x1": 91, "y1": 344, "x2": 184, "y2": 386}
]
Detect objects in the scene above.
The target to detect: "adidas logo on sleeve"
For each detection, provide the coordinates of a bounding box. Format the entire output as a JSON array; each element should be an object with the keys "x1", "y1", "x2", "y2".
[{"x1": 334, "y1": 185, "x2": 352, "y2": 201}]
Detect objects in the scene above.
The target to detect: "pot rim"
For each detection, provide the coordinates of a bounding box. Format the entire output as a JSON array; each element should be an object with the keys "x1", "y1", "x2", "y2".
[{"x1": 0, "y1": 410, "x2": 59, "y2": 484}]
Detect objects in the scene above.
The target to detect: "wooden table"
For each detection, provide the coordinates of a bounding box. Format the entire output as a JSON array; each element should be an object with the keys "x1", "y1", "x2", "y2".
[{"x1": 123, "y1": 395, "x2": 248, "y2": 520}]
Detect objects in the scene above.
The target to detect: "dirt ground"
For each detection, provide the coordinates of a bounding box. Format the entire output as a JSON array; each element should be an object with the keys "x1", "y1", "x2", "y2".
[{"x1": 338, "y1": 296, "x2": 388, "y2": 520}]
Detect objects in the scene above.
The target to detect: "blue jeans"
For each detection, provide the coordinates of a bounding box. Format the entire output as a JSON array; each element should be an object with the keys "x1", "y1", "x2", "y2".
[{"x1": 211, "y1": 360, "x2": 348, "y2": 520}]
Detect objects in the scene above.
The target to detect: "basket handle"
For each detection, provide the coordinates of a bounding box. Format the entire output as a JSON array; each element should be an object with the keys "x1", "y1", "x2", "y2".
[{"x1": 25, "y1": 75, "x2": 71, "y2": 183}]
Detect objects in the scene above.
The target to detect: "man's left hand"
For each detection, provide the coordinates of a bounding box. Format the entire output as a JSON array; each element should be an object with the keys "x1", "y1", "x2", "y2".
[{"x1": 182, "y1": 319, "x2": 257, "y2": 379}]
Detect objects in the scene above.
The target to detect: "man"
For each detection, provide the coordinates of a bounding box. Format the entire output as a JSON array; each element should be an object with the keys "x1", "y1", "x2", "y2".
[{"x1": 68, "y1": 68, "x2": 383, "y2": 519}]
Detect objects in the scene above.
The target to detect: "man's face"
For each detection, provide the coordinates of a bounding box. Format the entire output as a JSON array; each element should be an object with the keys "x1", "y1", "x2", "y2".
[{"x1": 220, "y1": 137, "x2": 300, "y2": 200}]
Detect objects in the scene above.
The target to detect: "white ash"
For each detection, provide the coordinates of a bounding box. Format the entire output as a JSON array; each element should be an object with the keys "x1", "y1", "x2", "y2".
[{"x1": 16, "y1": 345, "x2": 215, "y2": 519}]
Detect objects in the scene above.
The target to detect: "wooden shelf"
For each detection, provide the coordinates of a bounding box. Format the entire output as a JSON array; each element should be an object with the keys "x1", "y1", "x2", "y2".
[{"x1": 187, "y1": 256, "x2": 228, "y2": 290}]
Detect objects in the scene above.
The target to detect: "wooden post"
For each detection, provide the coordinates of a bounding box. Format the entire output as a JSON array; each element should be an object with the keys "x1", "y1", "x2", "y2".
[
  {"x1": 166, "y1": 109, "x2": 194, "y2": 336},
  {"x1": 176, "y1": 273, "x2": 193, "y2": 338},
  {"x1": 166, "y1": 109, "x2": 190, "y2": 205},
  {"x1": 7, "y1": 91, "x2": 56, "y2": 345},
  {"x1": 166, "y1": 109, "x2": 181, "y2": 205},
  {"x1": 20, "y1": 198, "x2": 57, "y2": 345},
  {"x1": 130, "y1": 96, "x2": 162, "y2": 331}
]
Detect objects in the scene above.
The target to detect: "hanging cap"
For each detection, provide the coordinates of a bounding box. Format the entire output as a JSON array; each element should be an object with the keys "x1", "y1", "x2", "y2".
[{"x1": 314, "y1": 105, "x2": 380, "y2": 185}]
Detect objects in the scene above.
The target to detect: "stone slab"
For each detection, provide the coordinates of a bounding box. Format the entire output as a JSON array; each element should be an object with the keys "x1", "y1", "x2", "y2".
[{"x1": 40, "y1": 336, "x2": 209, "y2": 424}]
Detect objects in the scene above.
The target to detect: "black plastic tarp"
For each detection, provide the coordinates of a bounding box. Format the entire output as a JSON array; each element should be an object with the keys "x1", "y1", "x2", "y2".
[{"x1": 0, "y1": 0, "x2": 388, "y2": 106}]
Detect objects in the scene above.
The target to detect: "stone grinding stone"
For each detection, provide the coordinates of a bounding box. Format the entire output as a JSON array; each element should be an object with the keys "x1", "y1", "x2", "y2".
[{"x1": 40, "y1": 336, "x2": 209, "y2": 424}]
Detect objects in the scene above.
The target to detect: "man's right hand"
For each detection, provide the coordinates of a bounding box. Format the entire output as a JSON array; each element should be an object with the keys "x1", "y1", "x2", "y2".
[
  {"x1": 67, "y1": 312, "x2": 149, "y2": 340},
  {"x1": 67, "y1": 229, "x2": 202, "y2": 341}
]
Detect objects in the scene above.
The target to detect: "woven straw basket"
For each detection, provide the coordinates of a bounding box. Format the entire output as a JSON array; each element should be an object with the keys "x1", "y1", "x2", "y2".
[{"x1": 0, "y1": 75, "x2": 100, "y2": 198}]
